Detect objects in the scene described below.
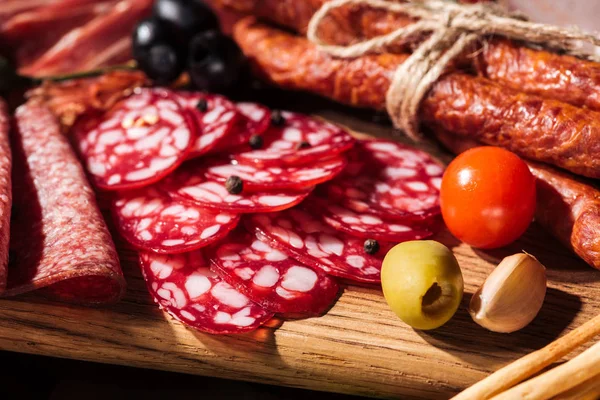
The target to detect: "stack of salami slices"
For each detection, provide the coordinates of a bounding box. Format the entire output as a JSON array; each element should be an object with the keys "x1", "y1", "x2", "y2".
[{"x1": 72, "y1": 87, "x2": 444, "y2": 334}]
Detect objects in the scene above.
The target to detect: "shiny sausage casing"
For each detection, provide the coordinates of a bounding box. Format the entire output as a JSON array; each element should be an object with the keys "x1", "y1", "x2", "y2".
[
  {"x1": 234, "y1": 18, "x2": 600, "y2": 178},
  {"x1": 434, "y1": 130, "x2": 600, "y2": 271},
  {"x1": 234, "y1": 17, "x2": 404, "y2": 111}
]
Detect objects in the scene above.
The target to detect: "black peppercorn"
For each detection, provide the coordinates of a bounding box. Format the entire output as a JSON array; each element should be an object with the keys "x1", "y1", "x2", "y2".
[
  {"x1": 364, "y1": 239, "x2": 380, "y2": 255},
  {"x1": 248, "y1": 134, "x2": 264, "y2": 149},
  {"x1": 196, "y1": 98, "x2": 208, "y2": 113},
  {"x1": 225, "y1": 175, "x2": 244, "y2": 194},
  {"x1": 298, "y1": 141, "x2": 311, "y2": 149},
  {"x1": 270, "y1": 110, "x2": 286, "y2": 126}
]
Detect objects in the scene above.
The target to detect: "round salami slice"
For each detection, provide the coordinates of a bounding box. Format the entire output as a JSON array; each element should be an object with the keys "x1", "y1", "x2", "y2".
[
  {"x1": 162, "y1": 162, "x2": 312, "y2": 213},
  {"x1": 246, "y1": 209, "x2": 393, "y2": 284},
  {"x1": 326, "y1": 140, "x2": 444, "y2": 221},
  {"x1": 211, "y1": 102, "x2": 271, "y2": 153},
  {"x1": 174, "y1": 92, "x2": 239, "y2": 158},
  {"x1": 232, "y1": 111, "x2": 355, "y2": 167},
  {"x1": 73, "y1": 88, "x2": 194, "y2": 190},
  {"x1": 204, "y1": 155, "x2": 346, "y2": 191},
  {"x1": 208, "y1": 229, "x2": 339, "y2": 315},
  {"x1": 112, "y1": 187, "x2": 239, "y2": 254},
  {"x1": 140, "y1": 251, "x2": 273, "y2": 334},
  {"x1": 305, "y1": 196, "x2": 434, "y2": 242}
]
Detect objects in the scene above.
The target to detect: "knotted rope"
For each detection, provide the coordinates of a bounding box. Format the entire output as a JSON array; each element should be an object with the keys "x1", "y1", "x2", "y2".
[{"x1": 306, "y1": 0, "x2": 600, "y2": 140}]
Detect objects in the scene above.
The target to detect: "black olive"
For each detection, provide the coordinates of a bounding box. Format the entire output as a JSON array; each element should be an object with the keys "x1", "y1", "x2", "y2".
[
  {"x1": 248, "y1": 135, "x2": 264, "y2": 149},
  {"x1": 136, "y1": 43, "x2": 184, "y2": 85},
  {"x1": 188, "y1": 31, "x2": 246, "y2": 94},
  {"x1": 133, "y1": 17, "x2": 186, "y2": 60},
  {"x1": 270, "y1": 110, "x2": 286, "y2": 126},
  {"x1": 364, "y1": 239, "x2": 380, "y2": 255},
  {"x1": 153, "y1": 0, "x2": 219, "y2": 38},
  {"x1": 225, "y1": 175, "x2": 244, "y2": 194},
  {"x1": 196, "y1": 98, "x2": 208, "y2": 113},
  {"x1": 132, "y1": 18, "x2": 185, "y2": 84},
  {"x1": 133, "y1": 18, "x2": 169, "y2": 54}
]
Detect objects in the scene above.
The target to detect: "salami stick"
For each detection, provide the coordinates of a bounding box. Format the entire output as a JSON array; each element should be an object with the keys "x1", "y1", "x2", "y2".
[
  {"x1": 233, "y1": 19, "x2": 600, "y2": 179},
  {"x1": 217, "y1": 0, "x2": 600, "y2": 112},
  {"x1": 433, "y1": 130, "x2": 600, "y2": 271},
  {"x1": 6, "y1": 101, "x2": 125, "y2": 303},
  {"x1": 0, "y1": 100, "x2": 11, "y2": 292}
]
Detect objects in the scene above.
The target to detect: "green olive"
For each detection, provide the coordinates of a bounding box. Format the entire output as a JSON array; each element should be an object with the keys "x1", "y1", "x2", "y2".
[{"x1": 381, "y1": 240, "x2": 464, "y2": 330}]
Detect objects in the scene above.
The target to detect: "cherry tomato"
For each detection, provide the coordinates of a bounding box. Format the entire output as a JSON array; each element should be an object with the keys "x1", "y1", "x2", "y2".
[{"x1": 440, "y1": 147, "x2": 536, "y2": 249}]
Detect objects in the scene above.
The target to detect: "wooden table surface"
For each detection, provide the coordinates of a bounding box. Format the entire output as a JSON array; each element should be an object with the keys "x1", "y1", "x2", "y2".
[{"x1": 0, "y1": 95, "x2": 598, "y2": 399}]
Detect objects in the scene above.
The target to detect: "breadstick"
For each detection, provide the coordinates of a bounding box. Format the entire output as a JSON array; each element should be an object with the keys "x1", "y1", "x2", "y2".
[
  {"x1": 451, "y1": 311, "x2": 600, "y2": 399},
  {"x1": 553, "y1": 375, "x2": 600, "y2": 400},
  {"x1": 491, "y1": 340, "x2": 600, "y2": 400}
]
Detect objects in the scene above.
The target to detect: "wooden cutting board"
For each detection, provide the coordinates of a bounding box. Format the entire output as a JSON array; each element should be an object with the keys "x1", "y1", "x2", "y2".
[{"x1": 0, "y1": 101, "x2": 598, "y2": 400}]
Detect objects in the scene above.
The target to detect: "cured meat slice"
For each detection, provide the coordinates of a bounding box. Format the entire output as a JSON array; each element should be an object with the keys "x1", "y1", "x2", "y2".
[
  {"x1": 174, "y1": 92, "x2": 239, "y2": 158},
  {"x1": 1, "y1": 0, "x2": 114, "y2": 69},
  {"x1": 73, "y1": 88, "x2": 193, "y2": 190},
  {"x1": 326, "y1": 140, "x2": 443, "y2": 221},
  {"x1": 162, "y1": 162, "x2": 312, "y2": 213},
  {"x1": 208, "y1": 229, "x2": 339, "y2": 315},
  {"x1": 0, "y1": 100, "x2": 12, "y2": 292},
  {"x1": 140, "y1": 250, "x2": 273, "y2": 334},
  {"x1": 112, "y1": 187, "x2": 239, "y2": 254},
  {"x1": 306, "y1": 196, "x2": 434, "y2": 242},
  {"x1": 0, "y1": 0, "x2": 54, "y2": 24},
  {"x1": 204, "y1": 155, "x2": 346, "y2": 191},
  {"x1": 246, "y1": 209, "x2": 393, "y2": 283},
  {"x1": 211, "y1": 102, "x2": 271, "y2": 153},
  {"x1": 18, "y1": 0, "x2": 153, "y2": 76},
  {"x1": 5, "y1": 102, "x2": 125, "y2": 303},
  {"x1": 232, "y1": 111, "x2": 355, "y2": 167}
]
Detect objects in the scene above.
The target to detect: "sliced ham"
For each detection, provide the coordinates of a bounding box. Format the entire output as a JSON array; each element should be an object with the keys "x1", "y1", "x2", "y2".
[
  {"x1": 1, "y1": 0, "x2": 115, "y2": 68},
  {"x1": 14, "y1": 0, "x2": 152, "y2": 76}
]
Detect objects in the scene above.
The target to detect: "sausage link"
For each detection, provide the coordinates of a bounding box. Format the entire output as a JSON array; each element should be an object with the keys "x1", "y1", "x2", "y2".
[
  {"x1": 219, "y1": 0, "x2": 600, "y2": 111},
  {"x1": 234, "y1": 17, "x2": 405, "y2": 111},
  {"x1": 234, "y1": 18, "x2": 600, "y2": 178},
  {"x1": 420, "y1": 73, "x2": 600, "y2": 179}
]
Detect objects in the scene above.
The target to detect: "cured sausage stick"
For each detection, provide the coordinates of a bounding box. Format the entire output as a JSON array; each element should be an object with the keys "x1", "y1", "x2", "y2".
[
  {"x1": 433, "y1": 130, "x2": 600, "y2": 271},
  {"x1": 0, "y1": 100, "x2": 12, "y2": 292},
  {"x1": 5, "y1": 101, "x2": 126, "y2": 303},
  {"x1": 216, "y1": 0, "x2": 600, "y2": 112},
  {"x1": 233, "y1": 18, "x2": 600, "y2": 179}
]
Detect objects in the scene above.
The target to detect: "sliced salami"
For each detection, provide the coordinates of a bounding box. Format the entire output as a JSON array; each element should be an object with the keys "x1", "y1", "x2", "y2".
[
  {"x1": 6, "y1": 102, "x2": 125, "y2": 303},
  {"x1": 174, "y1": 92, "x2": 239, "y2": 157},
  {"x1": 204, "y1": 155, "x2": 346, "y2": 191},
  {"x1": 112, "y1": 187, "x2": 239, "y2": 254},
  {"x1": 208, "y1": 229, "x2": 339, "y2": 315},
  {"x1": 305, "y1": 196, "x2": 434, "y2": 242},
  {"x1": 140, "y1": 250, "x2": 273, "y2": 334},
  {"x1": 326, "y1": 140, "x2": 444, "y2": 221},
  {"x1": 0, "y1": 100, "x2": 11, "y2": 292},
  {"x1": 246, "y1": 209, "x2": 393, "y2": 283},
  {"x1": 73, "y1": 88, "x2": 194, "y2": 190},
  {"x1": 232, "y1": 111, "x2": 355, "y2": 167},
  {"x1": 162, "y1": 161, "x2": 312, "y2": 213},
  {"x1": 211, "y1": 102, "x2": 271, "y2": 153}
]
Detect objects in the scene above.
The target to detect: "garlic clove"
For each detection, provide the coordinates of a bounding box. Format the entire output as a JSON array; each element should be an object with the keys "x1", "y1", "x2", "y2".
[{"x1": 469, "y1": 253, "x2": 546, "y2": 333}]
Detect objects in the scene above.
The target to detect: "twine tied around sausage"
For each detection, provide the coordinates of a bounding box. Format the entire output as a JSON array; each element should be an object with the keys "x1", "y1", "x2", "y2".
[{"x1": 306, "y1": 0, "x2": 600, "y2": 140}]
